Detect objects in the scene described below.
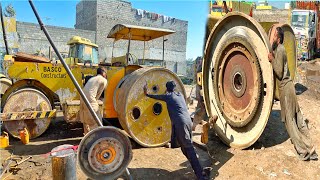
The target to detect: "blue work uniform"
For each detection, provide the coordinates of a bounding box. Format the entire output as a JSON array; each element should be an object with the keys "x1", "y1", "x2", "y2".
[{"x1": 146, "y1": 92, "x2": 205, "y2": 180}]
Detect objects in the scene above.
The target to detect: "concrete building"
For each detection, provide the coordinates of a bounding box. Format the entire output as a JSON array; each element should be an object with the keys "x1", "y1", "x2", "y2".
[
  {"x1": 1, "y1": 0, "x2": 188, "y2": 75},
  {"x1": 75, "y1": 0, "x2": 188, "y2": 75}
]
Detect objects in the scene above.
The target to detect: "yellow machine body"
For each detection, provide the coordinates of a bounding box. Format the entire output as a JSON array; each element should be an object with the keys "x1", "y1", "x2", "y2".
[
  {"x1": 1, "y1": 24, "x2": 182, "y2": 148},
  {"x1": 2, "y1": 57, "x2": 97, "y2": 103},
  {"x1": 0, "y1": 132, "x2": 9, "y2": 149},
  {"x1": 2, "y1": 56, "x2": 138, "y2": 120},
  {"x1": 114, "y1": 67, "x2": 186, "y2": 147}
]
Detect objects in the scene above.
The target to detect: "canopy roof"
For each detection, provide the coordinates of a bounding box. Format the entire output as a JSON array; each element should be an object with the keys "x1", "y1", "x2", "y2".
[{"x1": 107, "y1": 24, "x2": 175, "y2": 41}]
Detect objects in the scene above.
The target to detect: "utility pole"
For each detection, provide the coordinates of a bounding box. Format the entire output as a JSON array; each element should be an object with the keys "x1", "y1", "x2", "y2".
[
  {"x1": 0, "y1": 3, "x2": 9, "y2": 55},
  {"x1": 162, "y1": 37, "x2": 168, "y2": 67}
]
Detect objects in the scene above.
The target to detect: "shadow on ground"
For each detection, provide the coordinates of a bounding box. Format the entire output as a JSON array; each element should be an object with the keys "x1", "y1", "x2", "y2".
[
  {"x1": 7, "y1": 139, "x2": 81, "y2": 156},
  {"x1": 126, "y1": 167, "x2": 196, "y2": 180},
  {"x1": 206, "y1": 128, "x2": 234, "y2": 179},
  {"x1": 3, "y1": 119, "x2": 83, "y2": 155},
  {"x1": 251, "y1": 110, "x2": 289, "y2": 149},
  {"x1": 295, "y1": 83, "x2": 308, "y2": 95}
]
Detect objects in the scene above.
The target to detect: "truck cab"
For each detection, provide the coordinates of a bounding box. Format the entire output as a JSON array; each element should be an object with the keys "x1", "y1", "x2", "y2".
[{"x1": 291, "y1": 9, "x2": 318, "y2": 60}]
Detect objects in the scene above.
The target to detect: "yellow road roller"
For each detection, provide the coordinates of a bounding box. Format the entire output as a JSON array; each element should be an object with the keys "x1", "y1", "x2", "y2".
[{"x1": 0, "y1": 22, "x2": 185, "y2": 149}]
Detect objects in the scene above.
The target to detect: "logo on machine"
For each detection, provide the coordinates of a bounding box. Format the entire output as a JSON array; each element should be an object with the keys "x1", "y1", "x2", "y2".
[
  {"x1": 43, "y1": 67, "x2": 62, "y2": 72},
  {"x1": 41, "y1": 66, "x2": 67, "y2": 78}
]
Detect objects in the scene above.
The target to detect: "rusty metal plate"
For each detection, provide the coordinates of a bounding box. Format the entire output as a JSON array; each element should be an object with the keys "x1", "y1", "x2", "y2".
[
  {"x1": 2, "y1": 88, "x2": 52, "y2": 139},
  {"x1": 215, "y1": 42, "x2": 261, "y2": 128},
  {"x1": 78, "y1": 126, "x2": 132, "y2": 179},
  {"x1": 203, "y1": 12, "x2": 274, "y2": 149},
  {"x1": 115, "y1": 67, "x2": 186, "y2": 147}
]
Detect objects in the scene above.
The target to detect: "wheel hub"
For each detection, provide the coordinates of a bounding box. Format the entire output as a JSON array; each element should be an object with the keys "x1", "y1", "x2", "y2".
[
  {"x1": 88, "y1": 138, "x2": 124, "y2": 174},
  {"x1": 216, "y1": 43, "x2": 261, "y2": 127}
]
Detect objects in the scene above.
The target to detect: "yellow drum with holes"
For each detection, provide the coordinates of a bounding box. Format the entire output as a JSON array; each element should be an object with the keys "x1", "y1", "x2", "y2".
[{"x1": 114, "y1": 67, "x2": 186, "y2": 147}]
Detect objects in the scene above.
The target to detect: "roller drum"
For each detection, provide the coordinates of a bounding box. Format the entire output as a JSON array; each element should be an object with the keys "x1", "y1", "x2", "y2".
[
  {"x1": 203, "y1": 12, "x2": 274, "y2": 149},
  {"x1": 114, "y1": 67, "x2": 186, "y2": 147}
]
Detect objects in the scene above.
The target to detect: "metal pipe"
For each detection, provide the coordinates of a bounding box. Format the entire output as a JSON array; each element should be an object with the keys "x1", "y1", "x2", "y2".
[
  {"x1": 125, "y1": 168, "x2": 133, "y2": 180},
  {"x1": 143, "y1": 40, "x2": 145, "y2": 65},
  {"x1": 0, "y1": 3, "x2": 9, "y2": 55},
  {"x1": 162, "y1": 37, "x2": 168, "y2": 67},
  {"x1": 162, "y1": 37, "x2": 164, "y2": 63},
  {"x1": 28, "y1": 0, "x2": 103, "y2": 127},
  {"x1": 111, "y1": 39, "x2": 115, "y2": 59},
  {"x1": 126, "y1": 29, "x2": 131, "y2": 64}
]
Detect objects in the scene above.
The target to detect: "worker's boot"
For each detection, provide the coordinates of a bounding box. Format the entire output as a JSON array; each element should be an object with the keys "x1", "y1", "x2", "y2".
[
  {"x1": 202, "y1": 167, "x2": 212, "y2": 180},
  {"x1": 309, "y1": 147, "x2": 318, "y2": 161},
  {"x1": 164, "y1": 142, "x2": 171, "y2": 148}
]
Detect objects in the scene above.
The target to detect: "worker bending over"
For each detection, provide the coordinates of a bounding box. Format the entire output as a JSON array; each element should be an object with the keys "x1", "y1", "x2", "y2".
[
  {"x1": 268, "y1": 27, "x2": 318, "y2": 160},
  {"x1": 144, "y1": 81, "x2": 208, "y2": 180},
  {"x1": 80, "y1": 67, "x2": 108, "y2": 135}
]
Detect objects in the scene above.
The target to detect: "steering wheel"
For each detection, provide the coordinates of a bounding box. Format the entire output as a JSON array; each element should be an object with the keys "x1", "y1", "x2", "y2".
[{"x1": 83, "y1": 60, "x2": 93, "y2": 67}]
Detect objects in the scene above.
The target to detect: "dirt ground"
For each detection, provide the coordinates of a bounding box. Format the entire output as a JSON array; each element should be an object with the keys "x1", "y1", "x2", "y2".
[{"x1": 1, "y1": 60, "x2": 320, "y2": 180}]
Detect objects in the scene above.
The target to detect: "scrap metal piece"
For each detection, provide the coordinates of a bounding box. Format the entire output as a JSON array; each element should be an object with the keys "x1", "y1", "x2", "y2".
[
  {"x1": 11, "y1": 156, "x2": 32, "y2": 168},
  {"x1": 2, "y1": 88, "x2": 52, "y2": 139},
  {"x1": 78, "y1": 127, "x2": 132, "y2": 180},
  {"x1": 203, "y1": 12, "x2": 274, "y2": 149},
  {"x1": 0, "y1": 156, "x2": 13, "y2": 179},
  {"x1": 114, "y1": 67, "x2": 186, "y2": 147}
]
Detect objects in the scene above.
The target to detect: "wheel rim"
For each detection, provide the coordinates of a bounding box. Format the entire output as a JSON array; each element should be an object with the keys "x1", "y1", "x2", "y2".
[
  {"x1": 203, "y1": 12, "x2": 274, "y2": 149},
  {"x1": 78, "y1": 127, "x2": 132, "y2": 179}
]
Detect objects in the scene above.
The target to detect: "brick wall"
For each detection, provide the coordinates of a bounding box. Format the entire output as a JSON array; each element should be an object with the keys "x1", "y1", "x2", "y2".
[
  {"x1": 75, "y1": 0, "x2": 188, "y2": 75},
  {"x1": 16, "y1": 22, "x2": 96, "y2": 57}
]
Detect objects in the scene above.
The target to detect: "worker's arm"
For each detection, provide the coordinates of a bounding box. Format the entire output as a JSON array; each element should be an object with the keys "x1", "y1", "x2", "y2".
[
  {"x1": 96, "y1": 78, "x2": 108, "y2": 100},
  {"x1": 271, "y1": 48, "x2": 285, "y2": 81},
  {"x1": 146, "y1": 94, "x2": 169, "y2": 101},
  {"x1": 143, "y1": 84, "x2": 169, "y2": 101}
]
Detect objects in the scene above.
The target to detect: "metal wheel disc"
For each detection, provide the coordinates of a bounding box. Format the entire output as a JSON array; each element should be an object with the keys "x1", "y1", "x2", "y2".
[
  {"x1": 2, "y1": 88, "x2": 52, "y2": 139},
  {"x1": 115, "y1": 67, "x2": 186, "y2": 147},
  {"x1": 78, "y1": 126, "x2": 132, "y2": 180},
  {"x1": 203, "y1": 12, "x2": 274, "y2": 149},
  {"x1": 215, "y1": 39, "x2": 262, "y2": 128}
]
